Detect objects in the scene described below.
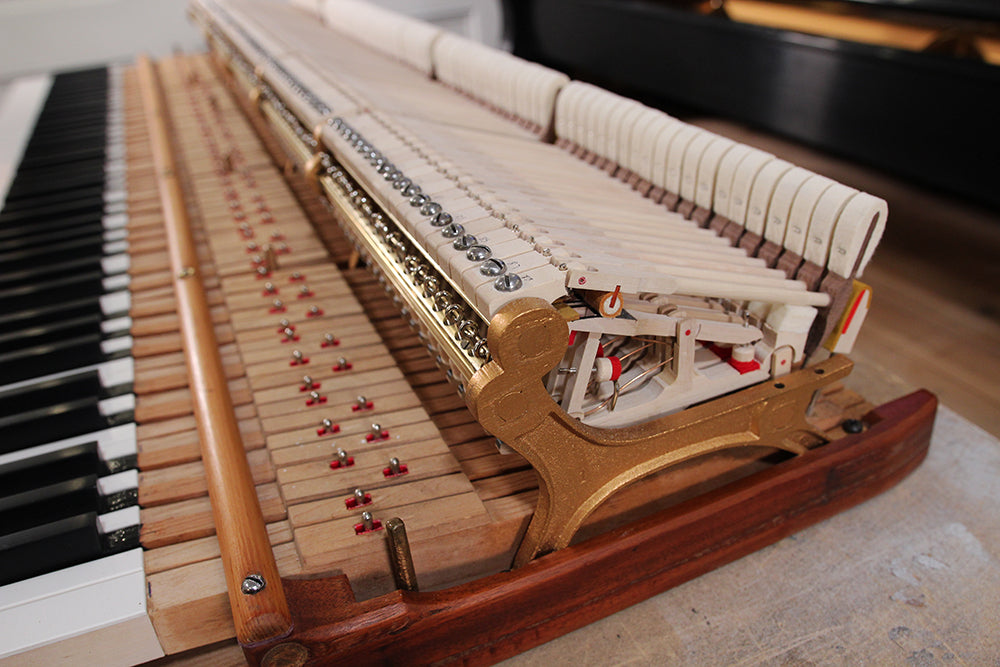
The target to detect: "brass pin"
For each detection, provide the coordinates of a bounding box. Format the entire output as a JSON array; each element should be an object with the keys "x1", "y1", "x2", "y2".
[{"x1": 385, "y1": 517, "x2": 418, "y2": 591}]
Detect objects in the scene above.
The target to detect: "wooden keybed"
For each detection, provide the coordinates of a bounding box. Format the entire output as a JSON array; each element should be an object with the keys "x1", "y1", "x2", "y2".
[
  {"x1": 103, "y1": 2, "x2": 936, "y2": 662},
  {"x1": 126, "y1": 52, "x2": 533, "y2": 653}
]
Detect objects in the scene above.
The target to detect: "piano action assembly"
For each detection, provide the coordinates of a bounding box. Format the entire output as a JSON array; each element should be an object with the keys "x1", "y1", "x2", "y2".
[{"x1": 0, "y1": 0, "x2": 937, "y2": 664}]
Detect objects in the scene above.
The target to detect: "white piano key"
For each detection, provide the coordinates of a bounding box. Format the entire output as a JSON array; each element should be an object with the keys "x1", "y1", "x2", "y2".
[
  {"x1": 104, "y1": 200, "x2": 126, "y2": 216},
  {"x1": 100, "y1": 316, "x2": 132, "y2": 336},
  {"x1": 101, "y1": 253, "x2": 130, "y2": 276},
  {"x1": 98, "y1": 394, "x2": 134, "y2": 419},
  {"x1": 102, "y1": 212, "x2": 128, "y2": 231},
  {"x1": 0, "y1": 549, "x2": 163, "y2": 664},
  {"x1": 97, "y1": 357, "x2": 134, "y2": 390},
  {"x1": 99, "y1": 290, "x2": 130, "y2": 317},
  {"x1": 102, "y1": 273, "x2": 130, "y2": 292},
  {"x1": 103, "y1": 228, "x2": 127, "y2": 243},
  {"x1": 95, "y1": 471, "x2": 139, "y2": 499},
  {"x1": 100, "y1": 336, "x2": 133, "y2": 357},
  {"x1": 102, "y1": 240, "x2": 128, "y2": 256}
]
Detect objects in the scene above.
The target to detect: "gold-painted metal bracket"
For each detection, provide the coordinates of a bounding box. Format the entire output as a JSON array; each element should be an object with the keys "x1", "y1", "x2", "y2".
[{"x1": 467, "y1": 298, "x2": 853, "y2": 567}]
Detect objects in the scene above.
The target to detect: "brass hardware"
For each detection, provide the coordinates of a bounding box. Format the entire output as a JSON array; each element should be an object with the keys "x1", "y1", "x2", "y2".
[
  {"x1": 466, "y1": 298, "x2": 853, "y2": 567},
  {"x1": 261, "y1": 642, "x2": 309, "y2": 667},
  {"x1": 385, "y1": 518, "x2": 419, "y2": 592}
]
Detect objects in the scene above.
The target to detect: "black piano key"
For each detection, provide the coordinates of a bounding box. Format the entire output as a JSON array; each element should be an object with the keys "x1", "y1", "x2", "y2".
[
  {"x1": 0, "y1": 333, "x2": 120, "y2": 386},
  {"x1": 0, "y1": 520, "x2": 141, "y2": 587},
  {"x1": 4, "y1": 171, "x2": 107, "y2": 205},
  {"x1": 0, "y1": 210, "x2": 108, "y2": 242},
  {"x1": 0, "y1": 312, "x2": 107, "y2": 351},
  {"x1": 0, "y1": 220, "x2": 107, "y2": 255},
  {"x1": 0, "y1": 236, "x2": 109, "y2": 274},
  {"x1": 0, "y1": 441, "x2": 101, "y2": 506},
  {"x1": 0, "y1": 514, "x2": 104, "y2": 586},
  {"x1": 0, "y1": 66, "x2": 141, "y2": 590},
  {"x1": 0, "y1": 372, "x2": 132, "y2": 455},
  {"x1": 0, "y1": 256, "x2": 114, "y2": 294},
  {"x1": 0, "y1": 290, "x2": 110, "y2": 333},
  {"x1": 0, "y1": 182, "x2": 107, "y2": 217},
  {"x1": 0, "y1": 486, "x2": 101, "y2": 536},
  {"x1": 0, "y1": 450, "x2": 134, "y2": 536},
  {"x1": 0, "y1": 192, "x2": 106, "y2": 225}
]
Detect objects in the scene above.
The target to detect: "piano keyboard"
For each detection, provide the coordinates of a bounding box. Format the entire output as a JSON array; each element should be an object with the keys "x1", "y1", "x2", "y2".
[{"x1": 0, "y1": 68, "x2": 161, "y2": 663}]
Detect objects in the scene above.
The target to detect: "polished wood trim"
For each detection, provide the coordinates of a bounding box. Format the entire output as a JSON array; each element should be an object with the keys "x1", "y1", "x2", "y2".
[{"x1": 135, "y1": 54, "x2": 292, "y2": 646}]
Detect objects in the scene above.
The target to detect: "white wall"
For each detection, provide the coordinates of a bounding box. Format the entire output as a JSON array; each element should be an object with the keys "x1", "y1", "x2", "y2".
[
  {"x1": 0, "y1": 0, "x2": 504, "y2": 82},
  {"x1": 0, "y1": 0, "x2": 203, "y2": 81},
  {"x1": 369, "y1": 0, "x2": 503, "y2": 48}
]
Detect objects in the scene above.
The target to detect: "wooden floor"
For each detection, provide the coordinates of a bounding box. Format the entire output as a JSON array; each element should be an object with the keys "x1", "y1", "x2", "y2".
[{"x1": 696, "y1": 118, "x2": 1000, "y2": 438}]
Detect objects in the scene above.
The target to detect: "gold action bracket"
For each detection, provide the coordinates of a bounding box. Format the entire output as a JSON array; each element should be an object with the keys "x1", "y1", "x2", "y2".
[{"x1": 467, "y1": 298, "x2": 853, "y2": 568}]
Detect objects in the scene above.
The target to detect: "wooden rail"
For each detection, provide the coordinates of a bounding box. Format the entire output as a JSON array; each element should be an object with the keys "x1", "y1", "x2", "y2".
[{"x1": 136, "y1": 54, "x2": 292, "y2": 646}]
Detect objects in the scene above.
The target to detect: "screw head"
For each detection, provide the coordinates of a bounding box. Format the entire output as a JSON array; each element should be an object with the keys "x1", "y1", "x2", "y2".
[
  {"x1": 842, "y1": 418, "x2": 865, "y2": 434},
  {"x1": 495, "y1": 273, "x2": 523, "y2": 292},
  {"x1": 241, "y1": 573, "x2": 266, "y2": 595}
]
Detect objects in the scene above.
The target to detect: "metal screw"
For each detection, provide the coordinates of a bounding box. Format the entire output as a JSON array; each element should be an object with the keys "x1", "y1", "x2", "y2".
[
  {"x1": 842, "y1": 418, "x2": 865, "y2": 434},
  {"x1": 431, "y1": 211, "x2": 453, "y2": 227},
  {"x1": 495, "y1": 273, "x2": 523, "y2": 292},
  {"x1": 480, "y1": 258, "x2": 506, "y2": 276},
  {"x1": 241, "y1": 574, "x2": 266, "y2": 595},
  {"x1": 466, "y1": 244, "x2": 492, "y2": 261}
]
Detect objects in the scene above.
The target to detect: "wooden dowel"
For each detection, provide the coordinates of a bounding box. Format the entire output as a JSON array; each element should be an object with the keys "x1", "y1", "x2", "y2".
[{"x1": 136, "y1": 54, "x2": 292, "y2": 645}]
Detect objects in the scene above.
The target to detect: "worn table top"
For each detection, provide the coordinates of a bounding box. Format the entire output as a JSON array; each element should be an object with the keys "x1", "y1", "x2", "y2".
[{"x1": 503, "y1": 405, "x2": 1000, "y2": 666}]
